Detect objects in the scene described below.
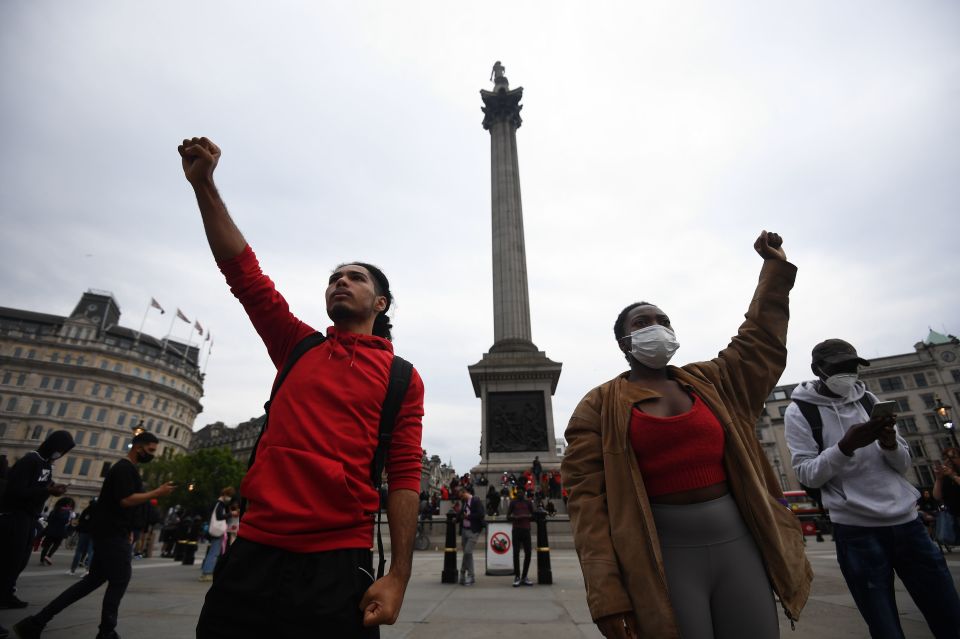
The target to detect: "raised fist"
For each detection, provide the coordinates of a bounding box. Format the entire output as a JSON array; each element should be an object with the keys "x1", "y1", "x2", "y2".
[
  {"x1": 178, "y1": 137, "x2": 221, "y2": 186},
  {"x1": 754, "y1": 230, "x2": 786, "y2": 262}
]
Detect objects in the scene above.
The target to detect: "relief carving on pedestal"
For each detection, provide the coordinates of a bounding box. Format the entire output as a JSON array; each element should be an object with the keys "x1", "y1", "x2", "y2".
[{"x1": 487, "y1": 391, "x2": 548, "y2": 452}]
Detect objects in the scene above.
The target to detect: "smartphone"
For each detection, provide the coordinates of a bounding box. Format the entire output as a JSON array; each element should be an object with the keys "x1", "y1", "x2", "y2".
[{"x1": 870, "y1": 401, "x2": 898, "y2": 419}]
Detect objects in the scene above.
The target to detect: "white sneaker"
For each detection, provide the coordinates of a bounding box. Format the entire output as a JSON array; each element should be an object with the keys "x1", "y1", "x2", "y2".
[
  {"x1": 522, "y1": 577, "x2": 534, "y2": 586},
  {"x1": 65, "y1": 570, "x2": 75, "y2": 576},
  {"x1": 512, "y1": 577, "x2": 521, "y2": 587}
]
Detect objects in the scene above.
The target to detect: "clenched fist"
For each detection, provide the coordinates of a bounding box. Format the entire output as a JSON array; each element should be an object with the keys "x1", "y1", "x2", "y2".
[
  {"x1": 178, "y1": 137, "x2": 221, "y2": 187},
  {"x1": 754, "y1": 230, "x2": 786, "y2": 262}
]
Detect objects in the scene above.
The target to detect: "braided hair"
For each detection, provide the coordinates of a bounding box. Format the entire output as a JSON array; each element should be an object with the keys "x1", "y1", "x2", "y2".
[{"x1": 339, "y1": 262, "x2": 394, "y2": 342}]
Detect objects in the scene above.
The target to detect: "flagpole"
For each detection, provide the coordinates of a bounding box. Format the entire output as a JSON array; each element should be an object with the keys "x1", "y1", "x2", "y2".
[
  {"x1": 160, "y1": 312, "x2": 177, "y2": 354},
  {"x1": 202, "y1": 336, "x2": 213, "y2": 375},
  {"x1": 135, "y1": 301, "x2": 152, "y2": 345}
]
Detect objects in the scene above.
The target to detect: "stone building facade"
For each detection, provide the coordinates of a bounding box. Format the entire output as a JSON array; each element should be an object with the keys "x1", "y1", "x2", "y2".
[
  {"x1": 0, "y1": 291, "x2": 203, "y2": 505},
  {"x1": 757, "y1": 330, "x2": 960, "y2": 491},
  {"x1": 189, "y1": 416, "x2": 263, "y2": 464}
]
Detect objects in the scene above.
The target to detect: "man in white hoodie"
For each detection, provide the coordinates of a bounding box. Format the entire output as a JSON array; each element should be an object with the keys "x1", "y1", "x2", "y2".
[{"x1": 785, "y1": 338, "x2": 960, "y2": 639}]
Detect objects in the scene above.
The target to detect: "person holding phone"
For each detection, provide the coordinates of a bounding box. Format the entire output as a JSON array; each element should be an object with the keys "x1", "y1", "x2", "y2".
[{"x1": 785, "y1": 339, "x2": 960, "y2": 638}]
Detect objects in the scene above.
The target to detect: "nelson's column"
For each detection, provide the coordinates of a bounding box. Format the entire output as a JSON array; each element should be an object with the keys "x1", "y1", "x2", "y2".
[{"x1": 469, "y1": 62, "x2": 563, "y2": 476}]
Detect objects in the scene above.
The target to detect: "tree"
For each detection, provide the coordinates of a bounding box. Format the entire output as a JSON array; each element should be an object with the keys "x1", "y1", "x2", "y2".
[{"x1": 142, "y1": 447, "x2": 245, "y2": 516}]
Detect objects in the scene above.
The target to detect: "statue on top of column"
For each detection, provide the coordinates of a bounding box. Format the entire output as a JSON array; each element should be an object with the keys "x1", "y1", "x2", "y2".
[{"x1": 490, "y1": 61, "x2": 509, "y2": 91}]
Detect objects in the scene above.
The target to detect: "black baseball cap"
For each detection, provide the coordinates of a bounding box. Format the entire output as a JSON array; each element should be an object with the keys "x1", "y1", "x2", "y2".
[{"x1": 811, "y1": 339, "x2": 870, "y2": 367}]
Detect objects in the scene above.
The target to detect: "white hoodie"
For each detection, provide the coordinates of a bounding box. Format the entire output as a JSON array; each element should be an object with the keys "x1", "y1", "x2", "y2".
[{"x1": 784, "y1": 380, "x2": 919, "y2": 527}]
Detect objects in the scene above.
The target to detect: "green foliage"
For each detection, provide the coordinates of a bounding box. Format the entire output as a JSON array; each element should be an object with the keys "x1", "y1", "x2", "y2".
[{"x1": 142, "y1": 448, "x2": 245, "y2": 516}]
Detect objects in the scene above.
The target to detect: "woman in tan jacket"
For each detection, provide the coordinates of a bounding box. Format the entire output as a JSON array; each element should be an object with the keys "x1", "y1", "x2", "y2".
[{"x1": 563, "y1": 231, "x2": 811, "y2": 639}]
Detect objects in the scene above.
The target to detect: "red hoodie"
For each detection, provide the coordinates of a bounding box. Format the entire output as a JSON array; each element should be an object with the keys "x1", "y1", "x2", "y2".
[{"x1": 219, "y1": 245, "x2": 424, "y2": 553}]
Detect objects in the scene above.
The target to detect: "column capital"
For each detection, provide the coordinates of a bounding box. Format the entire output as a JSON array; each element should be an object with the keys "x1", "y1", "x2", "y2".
[{"x1": 481, "y1": 87, "x2": 524, "y2": 131}]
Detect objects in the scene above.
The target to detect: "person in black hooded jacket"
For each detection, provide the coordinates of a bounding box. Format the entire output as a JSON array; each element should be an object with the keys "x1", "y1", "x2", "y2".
[{"x1": 0, "y1": 430, "x2": 74, "y2": 609}]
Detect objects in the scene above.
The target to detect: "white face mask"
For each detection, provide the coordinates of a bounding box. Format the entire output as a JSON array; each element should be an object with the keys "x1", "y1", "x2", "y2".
[
  {"x1": 624, "y1": 325, "x2": 680, "y2": 369},
  {"x1": 823, "y1": 373, "x2": 858, "y2": 396}
]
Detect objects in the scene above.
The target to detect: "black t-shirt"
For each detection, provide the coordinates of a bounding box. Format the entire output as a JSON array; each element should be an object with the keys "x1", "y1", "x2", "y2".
[
  {"x1": 943, "y1": 477, "x2": 960, "y2": 515},
  {"x1": 92, "y1": 458, "x2": 143, "y2": 538}
]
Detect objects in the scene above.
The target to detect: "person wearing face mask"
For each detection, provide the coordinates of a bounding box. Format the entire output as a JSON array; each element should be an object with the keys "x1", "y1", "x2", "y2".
[
  {"x1": 563, "y1": 231, "x2": 811, "y2": 639},
  {"x1": 785, "y1": 340, "x2": 960, "y2": 639},
  {"x1": 13, "y1": 432, "x2": 175, "y2": 639},
  {"x1": 0, "y1": 430, "x2": 73, "y2": 611}
]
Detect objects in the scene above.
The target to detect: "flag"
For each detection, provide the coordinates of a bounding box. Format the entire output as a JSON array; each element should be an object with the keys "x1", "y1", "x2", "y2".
[
  {"x1": 194, "y1": 320, "x2": 203, "y2": 336},
  {"x1": 176, "y1": 308, "x2": 189, "y2": 323},
  {"x1": 150, "y1": 298, "x2": 166, "y2": 314}
]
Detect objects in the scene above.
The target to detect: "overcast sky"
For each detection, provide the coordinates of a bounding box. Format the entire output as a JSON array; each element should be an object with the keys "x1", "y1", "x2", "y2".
[{"x1": 2, "y1": 1, "x2": 958, "y2": 476}]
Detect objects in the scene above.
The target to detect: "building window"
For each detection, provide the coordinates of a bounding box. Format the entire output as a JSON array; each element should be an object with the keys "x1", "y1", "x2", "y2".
[
  {"x1": 113, "y1": 363, "x2": 122, "y2": 372},
  {"x1": 31, "y1": 425, "x2": 43, "y2": 439},
  {"x1": 1, "y1": 372, "x2": 10, "y2": 385},
  {"x1": 57, "y1": 402, "x2": 68, "y2": 417},
  {"x1": 50, "y1": 352, "x2": 59, "y2": 362},
  {"x1": 117, "y1": 412, "x2": 127, "y2": 426},
  {"x1": 77, "y1": 356, "x2": 85, "y2": 366},
  {"x1": 43, "y1": 401, "x2": 55, "y2": 416},
  {"x1": 909, "y1": 440, "x2": 926, "y2": 458},
  {"x1": 104, "y1": 386, "x2": 114, "y2": 399},
  {"x1": 879, "y1": 377, "x2": 904, "y2": 392},
  {"x1": 952, "y1": 369, "x2": 960, "y2": 383},
  {"x1": 920, "y1": 393, "x2": 936, "y2": 409},
  {"x1": 78, "y1": 459, "x2": 90, "y2": 476},
  {"x1": 897, "y1": 417, "x2": 918, "y2": 433},
  {"x1": 81, "y1": 406, "x2": 93, "y2": 420},
  {"x1": 96, "y1": 408, "x2": 107, "y2": 423},
  {"x1": 109, "y1": 435, "x2": 120, "y2": 450},
  {"x1": 75, "y1": 431, "x2": 85, "y2": 446},
  {"x1": 916, "y1": 465, "x2": 934, "y2": 487},
  {"x1": 30, "y1": 400, "x2": 41, "y2": 416},
  {"x1": 89, "y1": 432, "x2": 100, "y2": 447},
  {"x1": 64, "y1": 354, "x2": 73, "y2": 365},
  {"x1": 63, "y1": 457, "x2": 76, "y2": 474},
  {"x1": 13, "y1": 347, "x2": 22, "y2": 357},
  {"x1": 40, "y1": 377, "x2": 50, "y2": 389},
  {"x1": 91, "y1": 383, "x2": 101, "y2": 396},
  {"x1": 16, "y1": 374, "x2": 27, "y2": 386},
  {"x1": 52, "y1": 378, "x2": 63, "y2": 391},
  {"x1": 100, "y1": 462, "x2": 111, "y2": 477},
  {"x1": 5, "y1": 397, "x2": 17, "y2": 412},
  {"x1": 914, "y1": 373, "x2": 929, "y2": 388},
  {"x1": 0, "y1": 423, "x2": 6, "y2": 437},
  {"x1": 27, "y1": 349, "x2": 36, "y2": 359},
  {"x1": 773, "y1": 390, "x2": 788, "y2": 400},
  {"x1": 123, "y1": 437, "x2": 131, "y2": 450},
  {"x1": 926, "y1": 414, "x2": 939, "y2": 430},
  {"x1": 125, "y1": 390, "x2": 133, "y2": 403},
  {"x1": 66, "y1": 379, "x2": 76, "y2": 392},
  {"x1": 136, "y1": 393, "x2": 144, "y2": 406},
  {"x1": 894, "y1": 397, "x2": 910, "y2": 412},
  {"x1": 100, "y1": 360, "x2": 108, "y2": 370}
]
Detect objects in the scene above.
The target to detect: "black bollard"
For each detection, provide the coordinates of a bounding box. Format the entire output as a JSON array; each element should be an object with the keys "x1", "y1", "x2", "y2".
[
  {"x1": 181, "y1": 540, "x2": 198, "y2": 565},
  {"x1": 535, "y1": 510, "x2": 552, "y2": 585},
  {"x1": 441, "y1": 510, "x2": 459, "y2": 583}
]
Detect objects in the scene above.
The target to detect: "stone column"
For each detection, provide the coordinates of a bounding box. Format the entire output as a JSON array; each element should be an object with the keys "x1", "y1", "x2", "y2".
[{"x1": 482, "y1": 84, "x2": 536, "y2": 352}]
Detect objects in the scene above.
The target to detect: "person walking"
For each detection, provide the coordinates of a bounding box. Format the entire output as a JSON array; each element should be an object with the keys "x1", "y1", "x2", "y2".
[
  {"x1": 457, "y1": 488, "x2": 485, "y2": 586},
  {"x1": 0, "y1": 430, "x2": 73, "y2": 610},
  {"x1": 564, "y1": 231, "x2": 811, "y2": 639},
  {"x1": 507, "y1": 490, "x2": 535, "y2": 587},
  {"x1": 38, "y1": 499, "x2": 73, "y2": 566},
  {"x1": 200, "y1": 488, "x2": 234, "y2": 582},
  {"x1": 179, "y1": 136, "x2": 424, "y2": 638},
  {"x1": 786, "y1": 340, "x2": 960, "y2": 638},
  {"x1": 69, "y1": 499, "x2": 97, "y2": 575},
  {"x1": 12, "y1": 432, "x2": 175, "y2": 639}
]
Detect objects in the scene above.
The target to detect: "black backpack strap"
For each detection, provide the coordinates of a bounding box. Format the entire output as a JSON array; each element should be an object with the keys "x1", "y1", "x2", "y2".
[
  {"x1": 372, "y1": 355, "x2": 413, "y2": 579},
  {"x1": 240, "y1": 332, "x2": 326, "y2": 517},
  {"x1": 858, "y1": 392, "x2": 877, "y2": 418},
  {"x1": 793, "y1": 399, "x2": 824, "y2": 451}
]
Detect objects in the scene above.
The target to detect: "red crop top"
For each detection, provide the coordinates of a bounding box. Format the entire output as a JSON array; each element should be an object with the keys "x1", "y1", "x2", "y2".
[{"x1": 629, "y1": 394, "x2": 727, "y2": 498}]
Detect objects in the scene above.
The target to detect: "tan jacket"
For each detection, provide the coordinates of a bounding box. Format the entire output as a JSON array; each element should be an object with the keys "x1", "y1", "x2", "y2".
[{"x1": 562, "y1": 259, "x2": 812, "y2": 637}]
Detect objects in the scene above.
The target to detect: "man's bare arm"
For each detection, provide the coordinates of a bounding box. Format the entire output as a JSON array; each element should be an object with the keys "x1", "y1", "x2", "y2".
[
  {"x1": 360, "y1": 488, "x2": 418, "y2": 626},
  {"x1": 178, "y1": 137, "x2": 248, "y2": 261}
]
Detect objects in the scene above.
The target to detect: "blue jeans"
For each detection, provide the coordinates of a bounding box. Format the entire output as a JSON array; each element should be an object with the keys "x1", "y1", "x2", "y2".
[
  {"x1": 201, "y1": 535, "x2": 223, "y2": 576},
  {"x1": 833, "y1": 516, "x2": 960, "y2": 639},
  {"x1": 70, "y1": 532, "x2": 93, "y2": 573}
]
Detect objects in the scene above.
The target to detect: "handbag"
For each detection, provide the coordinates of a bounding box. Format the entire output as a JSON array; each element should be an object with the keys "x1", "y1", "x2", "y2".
[
  {"x1": 935, "y1": 510, "x2": 956, "y2": 546},
  {"x1": 208, "y1": 504, "x2": 227, "y2": 538}
]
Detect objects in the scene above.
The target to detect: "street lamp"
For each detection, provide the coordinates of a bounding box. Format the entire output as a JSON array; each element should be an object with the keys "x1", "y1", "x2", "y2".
[{"x1": 934, "y1": 395, "x2": 958, "y2": 449}]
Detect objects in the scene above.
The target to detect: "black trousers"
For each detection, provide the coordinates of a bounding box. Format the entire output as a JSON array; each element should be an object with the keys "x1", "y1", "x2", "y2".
[
  {"x1": 34, "y1": 535, "x2": 132, "y2": 634},
  {"x1": 512, "y1": 528, "x2": 532, "y2": 579},
  {"x1": 196, "y1": 538, "x2": 379, "y2": 639},
  {"x1": 0, "y1": 511, "x2": 36, "y2": 597}
]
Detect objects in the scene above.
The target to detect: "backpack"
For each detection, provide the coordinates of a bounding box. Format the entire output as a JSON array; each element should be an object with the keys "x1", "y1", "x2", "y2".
[
  {"x1": 242, "y1": 332, "x2": 413, "y2": 579},
  {"x1": 792, "y1": 393, "x2": 876, "y2": 508}
]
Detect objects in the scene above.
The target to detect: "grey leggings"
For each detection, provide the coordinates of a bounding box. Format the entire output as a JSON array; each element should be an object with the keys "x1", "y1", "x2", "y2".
[{"x1": 651, "y1": 493, "x2": 779, "y2": 639}]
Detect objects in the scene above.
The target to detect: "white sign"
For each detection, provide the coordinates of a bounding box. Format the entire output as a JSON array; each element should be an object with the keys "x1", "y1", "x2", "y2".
[{"x1": 485, "y1": 521, "x2": 514, "y2": 575}]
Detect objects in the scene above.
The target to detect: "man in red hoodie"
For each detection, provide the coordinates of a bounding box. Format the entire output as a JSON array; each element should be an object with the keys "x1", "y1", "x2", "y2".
[{"x1": 179, "y1": 137, "x2": 424, "y2": 638}]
